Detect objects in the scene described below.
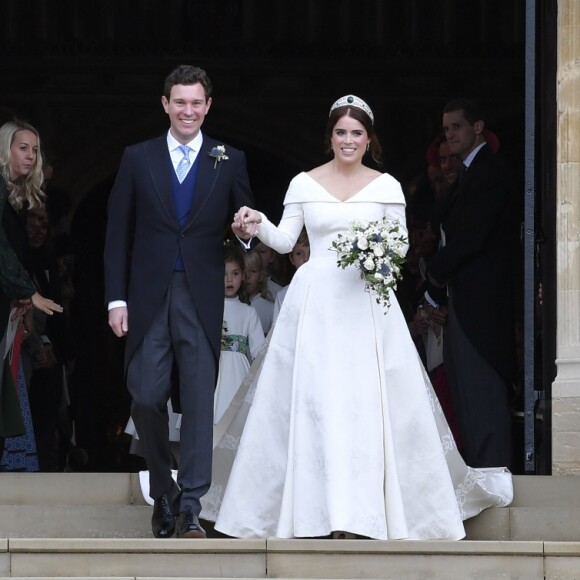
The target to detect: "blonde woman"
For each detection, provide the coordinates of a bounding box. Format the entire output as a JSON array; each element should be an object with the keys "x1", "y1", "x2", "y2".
[{"x1": 0, "y1": 120, "x2": 62, "y2": 465}]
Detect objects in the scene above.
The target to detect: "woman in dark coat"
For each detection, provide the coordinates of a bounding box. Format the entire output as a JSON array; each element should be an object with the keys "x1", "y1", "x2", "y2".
[{"x1": 0, "y1": 120, "x2": 62, "y2": 462}]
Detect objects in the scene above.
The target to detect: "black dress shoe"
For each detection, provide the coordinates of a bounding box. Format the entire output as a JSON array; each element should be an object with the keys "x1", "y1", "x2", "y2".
[
  {"x1": 175, "y1": 507, "x2": 207, "y2": 538},
  {"x1": 151, "y1": 482, "x2": 181, "y2": 538}
]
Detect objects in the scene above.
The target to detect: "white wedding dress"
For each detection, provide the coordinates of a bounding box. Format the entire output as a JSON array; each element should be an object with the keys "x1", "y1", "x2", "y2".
[{"x1": 206, "y1": 172, "x2": 512, "y2": 540}]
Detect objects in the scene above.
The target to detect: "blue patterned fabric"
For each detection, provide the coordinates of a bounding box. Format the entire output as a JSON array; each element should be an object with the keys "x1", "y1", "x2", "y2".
[
  {"x1": 0, "y1": 363, "x2": 39, "y2": 472},
  {"x1": 171, "y1": 151, "x2": 201, "y2": 271},
  {"x1": 176, "y1": 145, "x2": 191, "y2": 183}
]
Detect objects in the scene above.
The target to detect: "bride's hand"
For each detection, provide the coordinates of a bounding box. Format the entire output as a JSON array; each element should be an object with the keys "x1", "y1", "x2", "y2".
[{"x1": 233, "y1": 206, "x2": 262, "y2": 237}]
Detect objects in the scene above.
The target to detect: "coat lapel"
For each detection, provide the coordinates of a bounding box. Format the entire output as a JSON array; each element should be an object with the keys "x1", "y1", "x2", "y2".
[
  {"x1": 144, "y1": 137, "x2": 179, "y2": 226},
  {"x1": 183, "y1": 136, "x2": 223, "y2": 231},
  {"x1": 442, "y1": 144, "x2": 490, "y2": 223}
]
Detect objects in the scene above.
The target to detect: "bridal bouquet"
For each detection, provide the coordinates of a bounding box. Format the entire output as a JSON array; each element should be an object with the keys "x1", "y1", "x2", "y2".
[{"x1": 330, "y1": 217, "x2": 408, "y2": 312}]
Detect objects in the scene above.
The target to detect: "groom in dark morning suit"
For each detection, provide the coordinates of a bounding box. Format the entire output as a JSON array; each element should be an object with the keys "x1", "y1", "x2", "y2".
[
  {"x1": 422, "y1": 99, "x2": 514, "y2": 470},
  {"x1": 104, "y1": 65, "x2": 254, "y2": 538}
]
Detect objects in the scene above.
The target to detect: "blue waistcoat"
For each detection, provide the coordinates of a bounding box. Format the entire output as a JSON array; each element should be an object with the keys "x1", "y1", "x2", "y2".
[{"x1": 171, "y1": 153, "x2": 201, "y2": 271}]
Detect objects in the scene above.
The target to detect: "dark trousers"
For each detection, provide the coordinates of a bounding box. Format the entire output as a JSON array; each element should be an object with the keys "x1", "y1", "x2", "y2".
[
  {"x1": 127, "y1": 272, "x2": 215, "y2": 515},
  {"x1": 443, "y1": 296, "x2": 512, "y2": 469},
  {"x1": 29, "y1": 365, "x2": 63, "y2": 471}
]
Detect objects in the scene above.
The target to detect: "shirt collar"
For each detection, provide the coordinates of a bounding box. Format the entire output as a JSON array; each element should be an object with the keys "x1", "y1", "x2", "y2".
[
  {"x1": 166, "y1": 130, "x2": 203, "y2": 153},
  {"x1": 463, "y1": 142, "x2": 487, "y2": 168}
]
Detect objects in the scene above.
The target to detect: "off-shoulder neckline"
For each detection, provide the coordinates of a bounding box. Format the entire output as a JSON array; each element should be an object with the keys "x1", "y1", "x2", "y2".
[{"x1": 301, "y1": 172, "x2": 385, "y2": 202}]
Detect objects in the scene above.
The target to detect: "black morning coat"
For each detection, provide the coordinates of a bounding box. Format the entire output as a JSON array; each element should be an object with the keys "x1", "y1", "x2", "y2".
[
  {"x1": 426, "y1": 144, "x2": 515, "y2": 383},
  {"x1": 103, "y1": 133, "x2": 254, "y2": 373}
]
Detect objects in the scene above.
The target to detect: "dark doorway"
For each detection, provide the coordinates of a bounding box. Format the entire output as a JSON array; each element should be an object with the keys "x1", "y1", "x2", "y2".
[{"x1": 0, "y1": 0, "x2": 550, "y2": 473}]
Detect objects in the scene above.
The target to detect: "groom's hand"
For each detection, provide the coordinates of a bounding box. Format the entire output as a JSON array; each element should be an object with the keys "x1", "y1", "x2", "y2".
[
  {"x1": 233, "y1": 207, "x2": 261, "y2": 237},
  {"x1": 109, "y1": 306, "x2": 129, "y2": 337},
  {"x1": 231, "y1": 220, "x2": 250, "y2": 239}
]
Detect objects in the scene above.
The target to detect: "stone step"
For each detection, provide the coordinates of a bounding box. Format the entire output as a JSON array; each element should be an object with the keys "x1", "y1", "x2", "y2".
[
  {"x1": 2, "y1": 474, "x2": 580, "y2": 542},
  {"x1": 0, "y1": 505, "x2": 151, "y2": 539},
  {"x1": 2, "y1": 474, "x2": 576, "y2": 507},
  {"x1": 4, "y1": 504, "x2": 580, "y2": 542},
  {"x1": 0, "y1": 474, "x2": 145, "y2": 507},
  {"x1": 2, "y1": 537, "x2": 579, "y2": 579}
]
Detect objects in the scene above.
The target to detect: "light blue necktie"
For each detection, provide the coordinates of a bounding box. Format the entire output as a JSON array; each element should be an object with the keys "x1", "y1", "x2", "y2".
[{"x1": 176, "y1": 145, "x2": 191, "y2": 183}]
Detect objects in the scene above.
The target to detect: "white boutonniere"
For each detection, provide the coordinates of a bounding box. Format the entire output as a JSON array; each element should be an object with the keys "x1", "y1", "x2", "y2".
[{"x1": 209, "y1": 145, "x2": 229, "y2": 169}]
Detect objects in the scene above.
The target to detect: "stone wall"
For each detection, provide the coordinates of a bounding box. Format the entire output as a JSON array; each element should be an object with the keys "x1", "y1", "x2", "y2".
[{"x1": 553, "y1": 0, "x2": 580, "y2": 475}]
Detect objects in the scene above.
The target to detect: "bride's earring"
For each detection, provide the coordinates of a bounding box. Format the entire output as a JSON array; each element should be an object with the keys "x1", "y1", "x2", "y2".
[{"x1": 366, "y1": 143, "x2": 370, "y2": 152}]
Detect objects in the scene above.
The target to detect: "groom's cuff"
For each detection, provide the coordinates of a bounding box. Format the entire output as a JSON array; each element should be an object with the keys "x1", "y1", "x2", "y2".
[{"x1": 108, "y1": 300, "x2": 127, "y2": 310}]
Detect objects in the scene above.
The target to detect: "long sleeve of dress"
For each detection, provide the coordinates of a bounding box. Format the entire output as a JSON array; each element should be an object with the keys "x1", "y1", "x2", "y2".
[
  {"x1": 256, "y1": 203, "x2": 305, "y2": 255},
  {"x1": 0, "y1": 179, "x2": 36, "y2": 299}
]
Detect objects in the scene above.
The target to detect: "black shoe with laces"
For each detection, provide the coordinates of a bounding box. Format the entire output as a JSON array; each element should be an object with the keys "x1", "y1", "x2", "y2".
[
  {"x1": 151, "y1": 481, "x2": 181, "y2": 538},
  {"x1": 175, "y1": 507, "x2": 206, "y2": 538}
]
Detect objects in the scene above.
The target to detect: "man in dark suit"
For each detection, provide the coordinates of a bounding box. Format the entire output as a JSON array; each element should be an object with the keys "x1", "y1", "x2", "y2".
[
  {"x1": 104, "y1": 65, "x2": 254, "y2": 538},
  {"x1": 422, "y1": 99, "x2": 513, "y2": 469}
]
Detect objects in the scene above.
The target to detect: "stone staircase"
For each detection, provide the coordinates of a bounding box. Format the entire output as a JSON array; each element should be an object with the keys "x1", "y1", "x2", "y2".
[{"x1": 0, "y1": 473, "x2": 579, "y2": 579}]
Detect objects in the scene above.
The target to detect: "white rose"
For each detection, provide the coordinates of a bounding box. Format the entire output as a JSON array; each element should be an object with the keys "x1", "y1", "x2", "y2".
[
  {"x1": 363, "y1": 257, "x2": 375, "y2": 270},
  {"x1": 374, "y1": 272, "x2": 384, "y2": 281},
  {"x1": 373, "y1": 246, "x2": 384, "y2": 257},
  {"x1": 357, "y1": 237, "x2": 369, "y2": 250}
]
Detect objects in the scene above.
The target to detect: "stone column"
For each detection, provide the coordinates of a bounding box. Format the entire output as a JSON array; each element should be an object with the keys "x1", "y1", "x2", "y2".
[{"x1": 552, "y1": 0, "x2": 580, "y2": 475}]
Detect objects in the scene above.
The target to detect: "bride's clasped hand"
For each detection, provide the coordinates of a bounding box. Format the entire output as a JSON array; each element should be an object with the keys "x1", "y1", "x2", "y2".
[{"x1": 232, "y1": 206, "x2": 261, "y2": 238}]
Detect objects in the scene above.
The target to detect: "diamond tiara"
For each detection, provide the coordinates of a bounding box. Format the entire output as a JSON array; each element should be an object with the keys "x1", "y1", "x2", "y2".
[{"x1": 329, "y1": 95, "x2": 374, "y2": 124}]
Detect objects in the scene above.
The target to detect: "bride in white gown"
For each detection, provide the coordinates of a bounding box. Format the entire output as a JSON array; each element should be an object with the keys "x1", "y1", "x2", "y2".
[{"x1": 207, "y1": 95, "x2": 512, "y2": 541}]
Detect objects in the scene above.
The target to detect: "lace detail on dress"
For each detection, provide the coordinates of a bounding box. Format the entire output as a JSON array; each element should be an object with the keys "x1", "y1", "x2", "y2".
[
  {"x1": 414, "y1": 521, "x2": 452, "y2": 540},
  {"x1": 440, "y1": 432, "x2": 455, "y2": 454},
  {"x1": 201, "y1": 483, "x2": 224, "y2": 521},
  {"x1": 454, "y1": 469, "x2": 479, "y2": 517},
  {"x1": 217, "y1": 433, "x2": 240, "y2": 450}
]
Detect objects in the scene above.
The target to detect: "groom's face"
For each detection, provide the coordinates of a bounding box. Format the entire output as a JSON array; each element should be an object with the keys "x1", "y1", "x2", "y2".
[{"x1": 162, "y1": 82, "x2": 212, "y2": 144}]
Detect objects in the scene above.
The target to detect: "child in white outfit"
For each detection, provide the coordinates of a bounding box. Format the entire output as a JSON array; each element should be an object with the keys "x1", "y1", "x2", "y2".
[
  {"x1": 244, "y1": 249, "x2": 274, "y2": 335},
  {"x1": 213, "y1": 245, "x2": 265, "y2": 424}
]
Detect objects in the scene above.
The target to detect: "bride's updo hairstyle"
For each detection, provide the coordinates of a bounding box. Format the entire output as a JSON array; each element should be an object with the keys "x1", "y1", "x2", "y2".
[{"x1": 325, "y1": 96, "x2": 383, "y2": 166}]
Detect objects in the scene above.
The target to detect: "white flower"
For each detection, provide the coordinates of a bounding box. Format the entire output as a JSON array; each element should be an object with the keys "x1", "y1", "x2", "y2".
[
  {"x1": 357, "y1": 237, "x2": 369, "y2": 250},
  {"x1": 209, "y1": 145, "x2": 229, "y2": 169},
  {"x1": 330, "y1": 217, "x2": 408, "y2": 314}
]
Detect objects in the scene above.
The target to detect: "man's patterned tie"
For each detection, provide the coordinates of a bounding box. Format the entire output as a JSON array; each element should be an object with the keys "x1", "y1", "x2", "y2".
[{"x1": 176, "y1": 145, "x2": 191, "y2": 183}]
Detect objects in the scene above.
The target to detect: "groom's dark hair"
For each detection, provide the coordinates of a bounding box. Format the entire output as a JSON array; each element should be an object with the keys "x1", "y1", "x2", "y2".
[{"x1": 163, "y1": 65, "x2": 213, "y2": 100}]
